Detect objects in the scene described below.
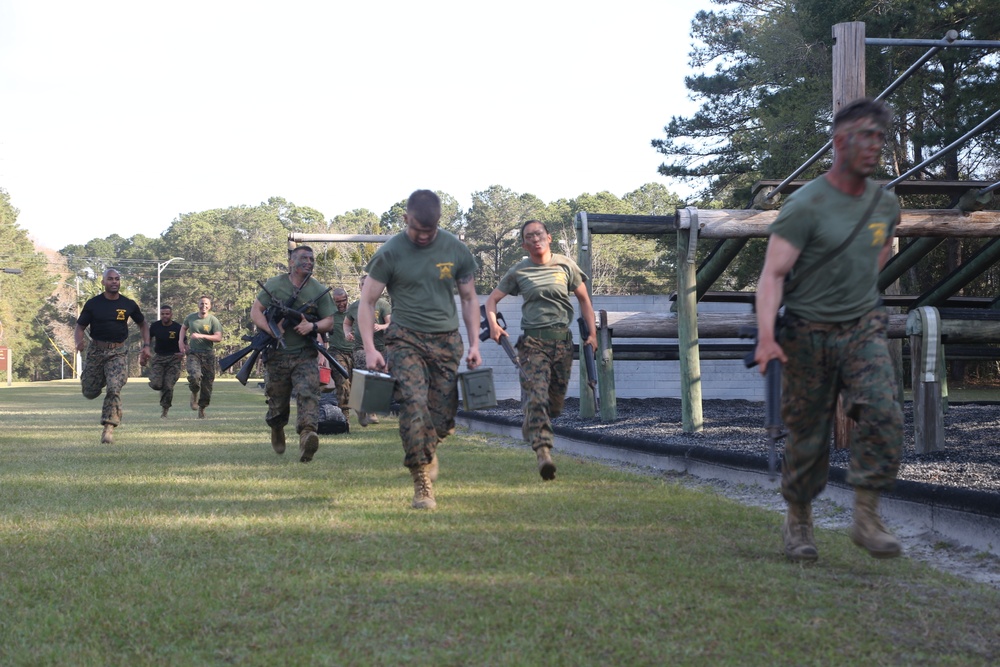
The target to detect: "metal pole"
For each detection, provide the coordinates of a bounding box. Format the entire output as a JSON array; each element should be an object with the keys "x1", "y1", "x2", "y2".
[
  {"x1": 156, "y1": 257, "x2": 184, "y2": 313},
  {"x1": 766, "y1": 29, "x2": 960, "y2": 201},
  {"x1": 885, "y1": 108, "x2": 1000, "y2": 188}
]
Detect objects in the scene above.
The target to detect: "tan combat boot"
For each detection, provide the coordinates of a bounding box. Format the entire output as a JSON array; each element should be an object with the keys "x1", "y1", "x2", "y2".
[
  {"x1": 782, "y1": 502, "x2": 818, "y2": 562},
  {"x1": 368, "y1": 413, "x2": 380, "y2": 424},
  {"x1": 161, "y1": 407, "x2": 169, "y2": 419},
  {"x1": 299, "y1": 430, "x2": 319, "y2": 463},
  {"x1": 270, "y1": 425, "x2": 286, "y2": 455},
  {"x1": 536, "y1": 446, "x2": 556, "y2": 481},
  {"x1": 190, "y1": 391, "x2": 199, "y2": 411},
  {"x1": 101, "y1": 424, "x2": 115, "y2": 444},
  {"x1": 850, "y1": 488, "x2": 902, "y2": 559},
  {"x1": 410, "y1": 465, "x2": 437, "y2": 510}
]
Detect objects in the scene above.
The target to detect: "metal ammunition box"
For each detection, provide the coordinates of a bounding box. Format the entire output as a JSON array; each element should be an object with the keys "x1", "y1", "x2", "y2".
[
  {"x1": 459, "y1": 367, "x2": 497, "y2": 411},
  {"x1": 348, "y1": 370, "x2": 395, "y2": 413}
]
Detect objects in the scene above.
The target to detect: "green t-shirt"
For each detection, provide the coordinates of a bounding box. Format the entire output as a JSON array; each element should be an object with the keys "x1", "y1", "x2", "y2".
[
  {"x1": 365, "y1": 229, "x2": 477, "y2": 333},
  {"x1": 770, "y1": 177, "x2": 899, "y2": 323},
  {"x1": 256, "y1": 274, "x2": 336, "y2": 351},
  {"x1": 345, "y1": 298, "x2": 391, "y2": 350},
  {"x1": 182, "y1": 313, "x2": 222, "y2": 352},
  {"x1": 329, "y1": 310, "x2": 353, "y2": 353},
  {"x1": 498, "y1": 255, "x2": 588, "y2": 330}
]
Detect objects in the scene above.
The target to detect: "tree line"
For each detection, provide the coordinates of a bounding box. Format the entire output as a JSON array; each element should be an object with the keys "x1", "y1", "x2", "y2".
[{"x1": 0, "y1": 183, "x2": 684, "y2": 381}]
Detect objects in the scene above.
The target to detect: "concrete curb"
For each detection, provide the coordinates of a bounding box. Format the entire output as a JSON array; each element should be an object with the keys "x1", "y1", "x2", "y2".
[{"x1": 456, "y1": 414, "x2": 1000, "y2": 557}]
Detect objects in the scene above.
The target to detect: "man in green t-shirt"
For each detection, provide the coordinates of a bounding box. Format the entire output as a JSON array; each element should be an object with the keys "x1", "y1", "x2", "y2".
[
  {"x1": 360, "y1": 189, "x2": 481, "y2": 510},
  {"x1": 180, "y1": 296, "x2": 223, "y2": 419},
  {"x1": 344, "y1": 274, "x2": 391, "y2": 426},
  {"x1": 754, "y1": 98, "x2": 903, "y2": 563},
  {"x1": 251, "y1": 246, "x2": 336, "y2": 463},
  {"x1": 328, "y1": 287, "x2": 355, "y2": 421}
]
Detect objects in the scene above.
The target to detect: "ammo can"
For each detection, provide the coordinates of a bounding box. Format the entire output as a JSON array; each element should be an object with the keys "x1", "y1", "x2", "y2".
[
  {"x1": 458, "y1": 367, "x2": 497, "y2": 411},
  {"x1": 348, "y1": 370, "x2": 395, "y2": 413}
]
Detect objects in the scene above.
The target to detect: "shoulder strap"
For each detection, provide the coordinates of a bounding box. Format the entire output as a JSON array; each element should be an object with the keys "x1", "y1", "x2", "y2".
[{"x1": 785, "y1": 186, "x2": 883, "y2": 295}]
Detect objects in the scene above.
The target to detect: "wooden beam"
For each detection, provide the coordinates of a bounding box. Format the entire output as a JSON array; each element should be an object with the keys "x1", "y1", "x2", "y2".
[
  {"x1": 753, "y1": 180, "x2": 997, "y2": 198},
  {"x1": 674, "y1": 208, "x2": 1000, "y2": 238}
]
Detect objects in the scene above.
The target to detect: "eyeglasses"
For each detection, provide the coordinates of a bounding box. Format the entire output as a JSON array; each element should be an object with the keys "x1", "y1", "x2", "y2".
[{"x1": 523, "y1": 231, "x2": 548, "y2": 241}]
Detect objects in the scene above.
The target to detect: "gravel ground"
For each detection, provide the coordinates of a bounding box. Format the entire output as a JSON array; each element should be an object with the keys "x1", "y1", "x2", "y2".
[
  {"x1": 476, "y1": 397, "x2": 1000, "y2": 493},
  {"x1": 469, "y1": 397, "x2": 1000, "y2": 587}
]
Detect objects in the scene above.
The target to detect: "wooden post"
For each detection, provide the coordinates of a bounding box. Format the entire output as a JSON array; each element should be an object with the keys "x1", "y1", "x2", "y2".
[
  {"x1": 576, "y1": 212, "x2": 597, "y2": 418},
  {"x1": 598, "y1": 310, "x2": 617, "y2": 422},
  {"x1": 910, "y1": 332, "x2": 944, "y2": 453},
  {"x1": 832, "y1": 22, "x2": 866, "y2": 112},
  {"x1": 907, "y1": 308, "x2": 945, "y2": 453},
  {"x1": 831, "y1": 20, "x2": 866, "y2": 449},
  {"x1": 676, "y1": 219, "x2": 703, "y2": 433}
]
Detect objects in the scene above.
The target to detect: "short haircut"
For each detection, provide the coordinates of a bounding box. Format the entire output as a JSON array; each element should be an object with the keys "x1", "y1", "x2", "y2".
[
  {"x1": 290, "y1": 245, "x2": 314, "y2": 258},
  {"x1": 333, "y1": 287, "x2": 348, "y2": 298},
  {"x1": 520, "y1": 219, "x2": 549, "y2": 240},
  {"x1": 406, "y1": 190, "x2": 441, "y2": 226},
  {"x1": 161, "y1": 305, "x2": 172, "y2": 312},
  {"x1": 833, "y1": 98, "x2": 893, "y2": 134},
  {"x1": 103, "y1": 268, "x2": 120, "y2": 279},
  {"x1": 199, "y1": 295, "x2": 212, "y2": 305}
]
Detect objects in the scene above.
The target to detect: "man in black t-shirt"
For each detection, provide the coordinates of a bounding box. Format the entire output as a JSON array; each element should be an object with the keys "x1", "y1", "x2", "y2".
[
  {"x1": 74, "y1": 268, "x2": 151, "y2": 444},
  {"x1": 147, "y1": 305, "x2": 185, "y2": 418}
]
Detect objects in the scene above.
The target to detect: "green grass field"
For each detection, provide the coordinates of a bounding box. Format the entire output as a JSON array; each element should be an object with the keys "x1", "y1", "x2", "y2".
[{"x1": 1, "y1": 379, "x2": 998, "y2": 666}]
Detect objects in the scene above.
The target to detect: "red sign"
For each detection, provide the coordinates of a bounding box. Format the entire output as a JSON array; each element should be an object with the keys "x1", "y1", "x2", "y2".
[{"x1": 0, "y1": 347, "x2": 7, "y2": 363}]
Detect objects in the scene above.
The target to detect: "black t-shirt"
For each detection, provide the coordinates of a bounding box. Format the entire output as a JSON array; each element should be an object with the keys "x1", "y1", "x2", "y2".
[
  {"x1": 78, "y1": 294, "x2": 145, "y2": 343},
  {"x1": 150, "y1": 320, "x2": 183, "y2": 355}
]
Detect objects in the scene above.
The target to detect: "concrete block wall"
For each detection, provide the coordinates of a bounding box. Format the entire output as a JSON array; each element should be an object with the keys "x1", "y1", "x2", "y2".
[{"x1": 459, "y1": 295, "x2": 765, "y2": 402}]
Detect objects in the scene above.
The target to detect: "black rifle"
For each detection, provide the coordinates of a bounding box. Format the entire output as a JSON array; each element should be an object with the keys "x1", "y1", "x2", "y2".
[
  {"x1": 739, "y1": 325, "x2": 784, "y2": 480},
  {"x1": 218, "y1": 329, "x2": 277, "y2": 376},
  {"x1": 220, "y1": 279, "x2": 346, "y2": 384},
  {"x1": 577, "y1": 316, "x2": 599, "y2": 413},
  {"x1": 255, "y1": 281, "x2": 349, "y2": 381},
  {"x1": 479, "y1": 304, "x2": 528, "y2": 382},
  {"x1": 221, "y1": 275, "x2": 312, "y2": 383}
]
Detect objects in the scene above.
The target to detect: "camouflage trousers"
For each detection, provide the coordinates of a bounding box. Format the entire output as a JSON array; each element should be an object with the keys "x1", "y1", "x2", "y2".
[
  {"x1": 264, "y1": 347, "x2": 320, "y2": 435},
  {"x1": 517, "y1": 335, "x2": 574, "y2": 451},
  {"x1": 148, "y1": 353, "x2": 182, "y2": 409},
  {"x1": 80, "y1": 344, "x2": 129, "y2": 426},
  {"x1": 186, "y1": 350, "x2": 216, "y2": 408},
  {"x1": 331, "y1": 349, "x2": 354, "y2": 410},
  {"x1": 779, "y1": 308, "x2": 902, "y2": 504},
  {"x1": 385, "y1": 324, "x2": 462, "y2": 469}
]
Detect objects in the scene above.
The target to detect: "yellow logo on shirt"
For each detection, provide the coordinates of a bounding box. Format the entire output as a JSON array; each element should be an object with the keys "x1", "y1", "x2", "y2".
[
  {"x1": 869, "y1": 222, "x2": 888, "y2": 247},
  {"x1": 116, "y1": 309, "x2": 127, "y2": 321},
  {"x1": 553, "y1": 269, "x2": 568, "y2": 285},
  {"x1": 201, "y1": 324, "x2": 210, "y2": 332},
  {"x1": 169, "y1": 332, "x2": 176, "y2": 339},
  {"x1": 437, "y1": 263, "x2": 454, "y2": 280}
]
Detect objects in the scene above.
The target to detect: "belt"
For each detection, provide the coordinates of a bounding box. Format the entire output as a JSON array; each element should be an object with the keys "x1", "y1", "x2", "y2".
[
  {"x1": 91, "y1": 340, "x2": 126, "y2": 349},
  {"x1": 522, "y1": 328, "x2": 572, "y2": 341}
]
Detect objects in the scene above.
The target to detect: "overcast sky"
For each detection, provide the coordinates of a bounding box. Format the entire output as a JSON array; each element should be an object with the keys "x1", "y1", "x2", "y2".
[{"x1": 0, "y1": 0, "x2": 715, "y2": 251}]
